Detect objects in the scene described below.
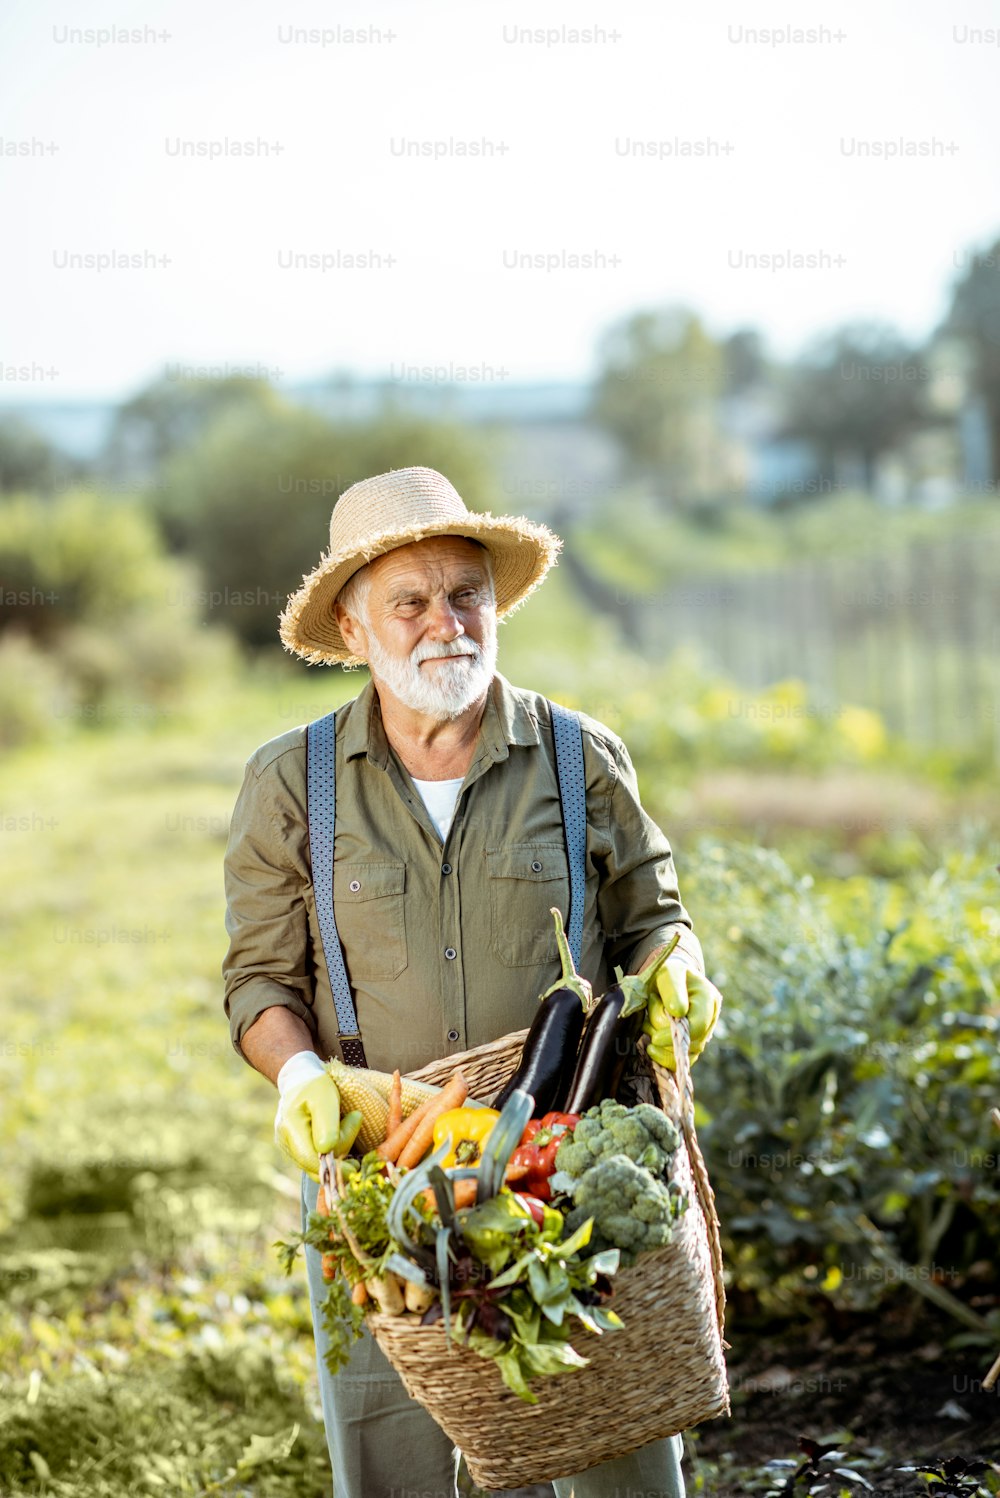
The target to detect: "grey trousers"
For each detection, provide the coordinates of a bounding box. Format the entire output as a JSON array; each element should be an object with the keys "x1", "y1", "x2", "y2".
[{"x1": 302, "y1": 1173, "x2": 686, "y2": 1498}]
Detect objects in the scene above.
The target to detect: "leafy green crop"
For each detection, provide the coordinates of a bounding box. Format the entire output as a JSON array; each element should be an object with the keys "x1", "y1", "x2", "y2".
[{"x1": 686, "y1": 840, "x2": 1000, "y2": 1331}]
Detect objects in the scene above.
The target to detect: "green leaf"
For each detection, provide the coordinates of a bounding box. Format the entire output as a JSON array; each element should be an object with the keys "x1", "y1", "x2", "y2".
[
  {"x1": 318, "y1": 1278, "x2": 366, "y2": 1375},
  {"x1": 540, "y1": 1292, "x2": 570, "y2": 1325},
  {"x1": 494, "y1": 1347, "x2": 538, "y2": 1403},
  {"x1": 233, "y1": 1423, "x2": 300, "y2": 1476},
  {"x1": 586, "y1": 1247, "x2": 621, "y2": 1276},
  {"x1": 488, "y1": 1250, "x2": 534, "y2": 1289},
  {"x1": 555, "y1": 1216, "x2": 594, "y2": 1260},
  {"x1": 511, "y1": 1299, "x2": 542, "y2": 1345},
  {"x1": 519, "y1": 1337, "x2": 589, "y2": 1375},
  {"x1": 457, "y1": 1194, "x2": 536, "y2": 1272},
  {"x1": 528, "y1": 1256, "x2": 572, "y2": 1305}
]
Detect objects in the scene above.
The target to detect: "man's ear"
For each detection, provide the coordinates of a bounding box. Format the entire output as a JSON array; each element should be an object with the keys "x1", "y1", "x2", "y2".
[{"x1": 334, "y1": 602, "x2": 367, "y2": 659}]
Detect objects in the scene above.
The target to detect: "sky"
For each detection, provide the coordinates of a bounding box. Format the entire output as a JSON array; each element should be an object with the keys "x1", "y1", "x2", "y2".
[{"x1": 2, "y1": 0, "x2": 999, "y2": 401}]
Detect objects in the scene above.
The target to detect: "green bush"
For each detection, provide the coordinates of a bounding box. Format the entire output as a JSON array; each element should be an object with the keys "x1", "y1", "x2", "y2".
[
  {"x1": 0, "y1": 489, "x2": 183, "y2": 640},
  {"x1": 687, "y1": 840, "x2": 1000, "y2": 1326},
  {"x1": 0, "y1": 490, "x2": 236, "y2": 748},
  {"x1": 0, "y1": 631, "x2": 71, "y2": 750}
]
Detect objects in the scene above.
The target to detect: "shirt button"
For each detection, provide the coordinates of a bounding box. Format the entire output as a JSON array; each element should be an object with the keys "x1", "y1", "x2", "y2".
[
  {"x1": 531, "y1": 860, "x2": 543, "y2": 872},
  {"x1": 349, "y1": 879, "x2": 361, "y2": 892},
  {"x1": 447, "y1": 1028, "x2": 459, "y2": 1042},
  {"x1": 444, "y1": 946, "x2": 457, "y2": 961},
  {"x1": 441, "y1": 862, "x2": 452, "y2": 875}
]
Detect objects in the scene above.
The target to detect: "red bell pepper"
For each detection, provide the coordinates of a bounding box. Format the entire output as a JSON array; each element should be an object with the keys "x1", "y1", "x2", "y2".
[{"x1": 503, "y1": 1112, "x2": 580, "y2": 1201}]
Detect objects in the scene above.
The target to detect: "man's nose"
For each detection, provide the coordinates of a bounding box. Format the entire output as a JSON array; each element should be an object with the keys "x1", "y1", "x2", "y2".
[{"x1": 427, "y1": 596, "x2": 465, "y2": 639}]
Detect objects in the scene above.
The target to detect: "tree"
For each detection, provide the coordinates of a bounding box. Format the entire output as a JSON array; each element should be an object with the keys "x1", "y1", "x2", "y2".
[
  {"x1": 779, "y1": 322, "x2": 930, "y2": 491},
  {"x1": 0, "y1": 417, "x2": 80, "y2": 494},
  {"x1": 943, "y1": 234, "x2": 1000, "y2": 483},
  {"x1": 722, "y1": 328, "x2": 769, "y2": 395},
  {"x1": 589, "y1": 306, "x2": 727, "y2": 509},
  {"x1": 153, "y1": 395, "x2": 502, "y2": 648},
  {"x1": 102, "y1": 374, "x2": 280, "y2": 482}
]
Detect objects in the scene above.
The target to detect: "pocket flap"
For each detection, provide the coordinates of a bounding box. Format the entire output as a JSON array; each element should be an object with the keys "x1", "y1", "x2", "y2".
[
  {"x1": 485, "y1": 844, "x2": 566, "y2": 882},
  {"x1": 334, "y1": 862, "x2": 406, "y2": 902}
]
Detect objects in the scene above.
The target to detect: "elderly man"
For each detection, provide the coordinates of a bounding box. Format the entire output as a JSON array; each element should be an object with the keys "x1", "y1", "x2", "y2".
[{"x1": 222, "y1": 467, "x2": 715, "y2": 1498}]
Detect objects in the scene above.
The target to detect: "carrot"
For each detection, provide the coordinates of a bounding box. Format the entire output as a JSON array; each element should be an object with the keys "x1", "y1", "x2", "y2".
[
  {"x1": 396, "y1": 1073, "x2": 470, "y2": 1170},
  {"x1": 321, "y1": 1252, "x2": 337, "y2": 1283},
  {"x1": 449, "y1": 1179, "x2": 478, "y2": 1210},
  {"x1": 386, "y1": 1069, "x2": 403, "y2": 1139},
  {"x1": 317, "y1": 1184, "x2": 329, "y2": 1216},
  {"x1": 416, "y1": 1177, "x2": 478, "y2": 1214},
  {"x1": 378, "y1": 1068, "x2": 467, "y2": 1164},
  {"x1": 351, "y1": 1278, "x2": 369, "y2": 1307}
]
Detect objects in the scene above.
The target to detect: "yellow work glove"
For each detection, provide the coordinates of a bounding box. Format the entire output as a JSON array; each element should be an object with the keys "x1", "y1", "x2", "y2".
[
  {"x1": 644, "y1": 960, "x2": 723, "y2": 1072},
  {"x1": 274, "y1": 1051, "x2": 343, "y2": 1180}
]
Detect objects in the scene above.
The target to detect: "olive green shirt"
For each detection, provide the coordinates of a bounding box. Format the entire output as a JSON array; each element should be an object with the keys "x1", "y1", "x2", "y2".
[{"x1": 222, "y1": 673, "x2": 704, "y2": 1075}]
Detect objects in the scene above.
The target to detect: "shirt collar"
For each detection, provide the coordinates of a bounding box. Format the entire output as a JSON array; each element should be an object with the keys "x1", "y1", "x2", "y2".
[
  {"x1": 341, "y1": 671, "x2": 540, "y2": 766},
  {"x1": 482, "y1": 671, "x2": 541, "y2": 761},
  {"x1": 342, "y1": 678, "x2": 387, "y2": 765}
]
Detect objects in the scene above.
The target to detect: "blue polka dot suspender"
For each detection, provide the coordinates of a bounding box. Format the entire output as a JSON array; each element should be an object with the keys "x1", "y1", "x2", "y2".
[
  {"x1": 305, "y1": 700, "x2": 587, "y2": 1067},
  {"x1": 548, "y1": 701, "x2": 587, "y2": 971},
  {"x1": 305, "y1": 709, "x2": 368, "y2": 1068}
]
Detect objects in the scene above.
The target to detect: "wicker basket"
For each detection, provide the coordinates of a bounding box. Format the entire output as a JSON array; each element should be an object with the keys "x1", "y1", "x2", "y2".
[{"x1": 362, "y1": 1021, "x2": 730, "y2": 1489}]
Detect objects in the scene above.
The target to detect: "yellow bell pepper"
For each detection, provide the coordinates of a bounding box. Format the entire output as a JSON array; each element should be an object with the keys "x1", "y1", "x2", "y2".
[{"x1": 431, "y1": 1106, "x2": 501, "y2": 1168}]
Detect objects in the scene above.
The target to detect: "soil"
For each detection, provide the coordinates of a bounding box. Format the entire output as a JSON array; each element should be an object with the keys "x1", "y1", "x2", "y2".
[{"x1": 692, "y1": 1309, "x2": 1000, "y2": 1497}]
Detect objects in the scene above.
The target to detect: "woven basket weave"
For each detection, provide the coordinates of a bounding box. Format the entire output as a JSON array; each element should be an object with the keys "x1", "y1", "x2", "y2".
[{"x1": 363, "y1": 1021, "x2": 730, "y2": 1489}]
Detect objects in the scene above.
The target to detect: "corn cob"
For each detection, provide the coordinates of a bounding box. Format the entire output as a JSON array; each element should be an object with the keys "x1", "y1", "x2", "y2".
[
  {"x1": 327, "y1": 1060, "x2": 441, "y2": 1118},
  {"x1": 325, "y1": 1062, "x2": 391, "y2": 1152}
]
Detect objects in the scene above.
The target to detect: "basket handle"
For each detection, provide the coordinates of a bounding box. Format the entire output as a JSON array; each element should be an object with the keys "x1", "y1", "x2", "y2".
[{"x1": 651, "y1": 1011, "x2": 728, "y2": 1344}]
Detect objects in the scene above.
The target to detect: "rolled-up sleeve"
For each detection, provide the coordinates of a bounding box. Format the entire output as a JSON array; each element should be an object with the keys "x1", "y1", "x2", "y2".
[
  {"x1": 595, "y1": 736, "x2": 705, "y2": 978},
  {"x1": 222, "y1": 759, "x2": 317, "y2": 1060}
]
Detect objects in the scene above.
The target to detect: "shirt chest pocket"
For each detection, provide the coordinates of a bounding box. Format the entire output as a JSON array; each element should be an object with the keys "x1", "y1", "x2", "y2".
[
  {"x1": 485, "y1": 843, "x2": 571, "y2": 968},
  {"x1": 333, "y1": 861, "x2": 407, "y2": 981}
]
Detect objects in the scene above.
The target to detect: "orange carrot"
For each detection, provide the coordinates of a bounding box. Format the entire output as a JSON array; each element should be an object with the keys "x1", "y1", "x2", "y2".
[
  {"x1": 386, "y1": 1069, "x2": 403, "y2": 1139},
  {"x1": 378, "y1": 1069, "x2": 464, "y2": 1163},
  {"x1": 351, "y1": 1278, "x2": 369, "y2": 1306},
  {"x1": 417, "y1": 1177, "x2": 478, "y2": 1214},
  {"x1": 317, "y1": 1184, "x2": 329, "y2": 1216},
  {"x1": 322, "y1": 1252, "x2": 337, "y2": 1283},
  {"x1": 396, "y1": 1073, "x2": 470, "y2": 1170},
  {"x1": 449, "y1": 1179, "x2": 478, "y2": 1210}
]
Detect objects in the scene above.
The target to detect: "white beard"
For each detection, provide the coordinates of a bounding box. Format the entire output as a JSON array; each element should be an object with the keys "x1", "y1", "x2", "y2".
[{"x1": 364, "y1": 612, "x2": 498, "y2": 721}]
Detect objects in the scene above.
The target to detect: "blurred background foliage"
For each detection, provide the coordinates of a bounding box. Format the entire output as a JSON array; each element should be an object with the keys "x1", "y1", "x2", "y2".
[{"x1": 1, "y1": 255, "x2": 998, "y2": 1494}]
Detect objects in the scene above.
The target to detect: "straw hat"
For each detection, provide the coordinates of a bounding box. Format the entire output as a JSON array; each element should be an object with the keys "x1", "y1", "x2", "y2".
[{"x1": 279, "y1": 466, "x2": 562, "y2": 665}]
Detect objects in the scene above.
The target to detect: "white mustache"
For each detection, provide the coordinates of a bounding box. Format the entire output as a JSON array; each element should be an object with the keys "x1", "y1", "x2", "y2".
[{"x1": 413, "y1": 640, "x2": 478, "y2": 663}]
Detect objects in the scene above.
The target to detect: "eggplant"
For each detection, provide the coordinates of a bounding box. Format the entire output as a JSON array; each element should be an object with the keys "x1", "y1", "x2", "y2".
[
  {"x1": 492, "y1": 908, "x2": 591, "y2": 1113},
  {"x1": 559, "y1": 933, "x2": 680, "y2": 1114},
  {"x1": 560, "y1": 984, "x2": 641, "y2": 1113}
]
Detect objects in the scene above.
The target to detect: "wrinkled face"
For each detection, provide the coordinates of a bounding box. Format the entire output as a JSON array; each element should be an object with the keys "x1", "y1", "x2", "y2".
[{"x1": 335, "y1": 536, "x2": 498, "y2": 721}]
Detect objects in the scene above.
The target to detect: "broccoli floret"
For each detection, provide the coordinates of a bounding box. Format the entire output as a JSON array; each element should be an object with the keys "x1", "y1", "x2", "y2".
[
  {"x1": 555, "y1": 1099, "x2": 680, "y2": 1182},
  {"x1": 564, "y1": 1154, "x2": 684, "y2": 1267},
  {"x1": 551, "y1": 1136, "x2": 597, "y2": 1179}
]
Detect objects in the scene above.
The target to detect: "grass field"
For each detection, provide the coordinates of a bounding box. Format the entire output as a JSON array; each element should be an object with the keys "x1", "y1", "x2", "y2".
[
  {"x1": 0, "y1": 664, "x2": 351, "y2": 1494},
  {"x1": 1, "y1": 574, "x2": 996, "y2": 1495},
  {"x1": 0, "y1": 584, "x2": 613, "y2": 1496}
]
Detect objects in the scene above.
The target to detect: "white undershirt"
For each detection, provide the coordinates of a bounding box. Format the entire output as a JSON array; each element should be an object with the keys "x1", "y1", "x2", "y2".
[{"x1": 411, "y1": 776, "x2": 464, "y2": 843}]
